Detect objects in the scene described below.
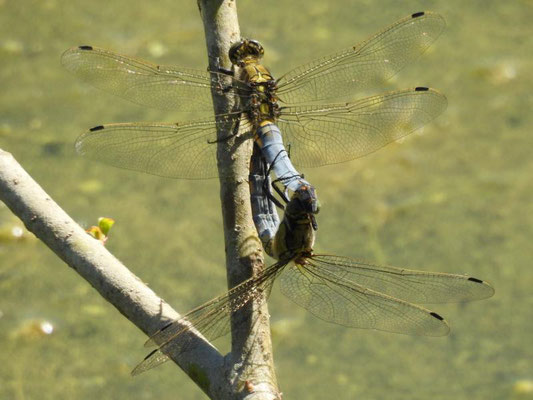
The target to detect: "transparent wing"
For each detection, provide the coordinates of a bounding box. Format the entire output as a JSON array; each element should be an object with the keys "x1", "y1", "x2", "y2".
[
  {"x1": 307, "y1": 255, "x2": 495, "y2": 304},
  {"x1": 75, "y1": 115, "x2": 250, "y2": 179},
  {"x1": 276, "y1": 87, "x2": 447, "y2": 168},
  {"x1": 61, "y1": 45, "x2": 251, "y2": 112},
  {"x1": 131, "y1": 301, "x2": 232, "y2": 376},
  {"x1": 280, "y1": 261, "x2": 450, "y2": 336},
  {"x1": 131, "y1": 262, "x2": 285, "y2": 376},
  {"x1": 277, "y1": 12, "x2": 446, "y2": 104}
]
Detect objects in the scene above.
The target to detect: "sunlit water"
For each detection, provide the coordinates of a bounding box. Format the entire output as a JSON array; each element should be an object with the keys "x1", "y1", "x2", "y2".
[{"x1": 1, "y1": 1, "x2": 532, "y2": 399}]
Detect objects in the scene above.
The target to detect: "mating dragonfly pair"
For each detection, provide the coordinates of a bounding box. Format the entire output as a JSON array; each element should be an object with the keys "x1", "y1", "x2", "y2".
[{"x1": 62, "y1": 11, "x2": 494, "y2": 376}]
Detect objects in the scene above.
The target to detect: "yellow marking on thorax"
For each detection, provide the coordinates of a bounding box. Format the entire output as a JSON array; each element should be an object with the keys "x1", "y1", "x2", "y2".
[
  {"x1": 258, "y1": 120, "x2": 273, "y2": 127},
  {"x1": 243, "y1": 63, "x2": 273, "y2": 84}
]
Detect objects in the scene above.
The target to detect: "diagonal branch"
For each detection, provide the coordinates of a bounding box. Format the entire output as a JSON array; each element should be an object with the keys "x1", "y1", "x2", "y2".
[{"x1": 0, "y1": 149, "x2": 224, "y2": 396}]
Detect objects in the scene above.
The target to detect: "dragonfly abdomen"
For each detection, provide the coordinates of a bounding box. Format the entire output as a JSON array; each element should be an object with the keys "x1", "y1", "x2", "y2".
[{"x1": 256, "y1": 123, "x2": 312, "y2": 193}]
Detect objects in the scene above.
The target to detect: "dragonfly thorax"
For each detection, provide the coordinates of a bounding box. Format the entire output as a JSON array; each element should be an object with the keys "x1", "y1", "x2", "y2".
[
  {"x1": 240, "y1": 66, "x2": 280, "y2": 125},
  {"x1": 229, "y1": 39, "x2": 281, "y2": 125}
]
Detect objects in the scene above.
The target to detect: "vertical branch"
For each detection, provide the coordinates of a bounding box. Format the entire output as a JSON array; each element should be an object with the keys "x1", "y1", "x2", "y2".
[{"x1": 198, "y1": 1, "x2": 279, "y2": 398}]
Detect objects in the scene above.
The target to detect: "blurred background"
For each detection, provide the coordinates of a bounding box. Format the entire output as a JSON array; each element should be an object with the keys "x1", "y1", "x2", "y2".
[{"x1": 1, "y1": 0, "x2": 531, "y2": 399}]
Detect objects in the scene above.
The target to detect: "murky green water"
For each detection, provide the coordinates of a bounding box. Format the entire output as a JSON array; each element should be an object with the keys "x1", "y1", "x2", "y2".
[{"x1": 1, "y1": 0, "x2": 532, "y2": 399}]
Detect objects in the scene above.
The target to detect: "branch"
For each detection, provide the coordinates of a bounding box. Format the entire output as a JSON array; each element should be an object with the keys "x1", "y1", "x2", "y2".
[
  {"x1": 198, "y1": 0, "x2": 279, "y2": 398},
  {"x1": 0, "y1": 149, "x2": 225, "y2": 395}
]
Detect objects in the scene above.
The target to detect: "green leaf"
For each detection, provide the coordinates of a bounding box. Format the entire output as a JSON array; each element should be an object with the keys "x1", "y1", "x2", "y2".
[{"x1": 98, "y1": 217, "x2": 115, "y2": 236}]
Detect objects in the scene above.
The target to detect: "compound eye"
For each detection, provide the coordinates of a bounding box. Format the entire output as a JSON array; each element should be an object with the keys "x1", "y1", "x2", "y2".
[
  {"x1": 249, "y1": 39, "x2": 264, "y2": 57},
  {"x1": 229, "y1": 39, "x2": 246, "y2": 64}
]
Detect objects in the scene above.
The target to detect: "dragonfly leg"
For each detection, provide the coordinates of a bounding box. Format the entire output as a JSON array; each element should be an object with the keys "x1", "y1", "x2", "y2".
[
  {"x1": 271, "y1": 179, "x2": 290, "y2": 206},
  {"x1": 206, "y1": 116, "x2": 242, "y2": 144},
  {"x1": 211, "y1": 57, "x2": 234, "y2": 76},
  {"x1": 209, "y1": 57, "x2": 240, "y2": 97}
]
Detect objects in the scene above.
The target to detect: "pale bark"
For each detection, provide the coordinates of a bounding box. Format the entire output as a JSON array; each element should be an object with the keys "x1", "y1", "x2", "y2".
[
  {"x1": 0, "y1": 149, "x2": 225, "y2": 396},
  {"x1": 199, "y1": 0, "x2": 279, "y2": 398}
]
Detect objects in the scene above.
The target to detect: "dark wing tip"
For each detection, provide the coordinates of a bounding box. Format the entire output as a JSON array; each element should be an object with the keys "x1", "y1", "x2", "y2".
[
  {"x1": 467, "y1": 277, "x2": 495, "y2": 299},
  {"x1": 143, "y1": 348, "x2": 159, "y2": 361},
  {"x1": 78, "y1": 45, "x2": 93, "y2": 51},
  {"x1": 142, "y1": 321, "x2": 174, "y2": 348},
  {"x1": 160, "y1": 321, "x2": 174, "y2": 331},
  {"x1": 412, "y1": 11, "x2": 425, "y2": 18},
  {"x1": 430, "y1": 311, "x2": 444, "y2": 321},
  {"x1": 130, "y1": 349, "x2": 159, "y2": 377},
  {"x1": 415, "y1": 86, "x2": 429, "y2": 91},
  {"x1": 89, "y1": 125, "x2": 105, "y2": 132}
]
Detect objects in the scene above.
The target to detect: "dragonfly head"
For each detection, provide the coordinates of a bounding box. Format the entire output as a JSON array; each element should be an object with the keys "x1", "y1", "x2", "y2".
[
  {"x1": 229, "y1": 39, "x2": 264, "y2": 67},
  {"x1": 285, "y1": 184, "x2": 320, "y2": 230},
  {"x1": 294, "y1": 184, "x2": 320, "y2": 215}
]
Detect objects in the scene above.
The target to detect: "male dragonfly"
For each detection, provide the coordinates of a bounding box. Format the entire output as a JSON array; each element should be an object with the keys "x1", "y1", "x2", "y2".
[
  {"x1": 62, "y1": 12, "x2": 447, "y2": 180},
  {"x1": 131, "y1": 184, "x2": 494, "y2": 376}
]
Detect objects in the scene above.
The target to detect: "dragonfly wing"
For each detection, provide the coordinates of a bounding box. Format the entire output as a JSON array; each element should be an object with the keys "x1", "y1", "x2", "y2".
[
  {"x1": 308, "y1": 255, "x2": 495, "y2": 304},
  {"x1": 62, "y1": 46, "x2": 248, "y2": 112},
  {"x1": 132, "y1": 262, "x2": 285, "y2": 375},
  {"x1": 75, "y1": 116, "x2": 245, "y2": 179},
  {"x1": 277, "y1": 12, "x2": 446, "y2": 104},
  {"x1": 280, "y1": 261, "x2": 450, "y2": 336},
  {"x1": 277, "y1": 87, "x2": 447, "y2": 168},
  {"x1": 131, "y1": 349, "x2": 171, "y2": 376},
  {"x1": 131, "y1": 306, "x2": 232, "y2": 376}
]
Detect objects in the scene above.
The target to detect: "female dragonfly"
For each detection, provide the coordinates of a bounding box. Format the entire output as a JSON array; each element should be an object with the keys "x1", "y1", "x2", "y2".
[
  {"x1": 131, "y1": 179, "x2": 494, "y2": 376},
  {"x1": 62, "y1": 12, "x2": 447, "y2": 180}
]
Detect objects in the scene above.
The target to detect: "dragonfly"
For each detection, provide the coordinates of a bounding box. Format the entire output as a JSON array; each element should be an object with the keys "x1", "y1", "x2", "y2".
[
  {"x1": 62, "y1": 11, "x2": 447, "y2": 183},
  {"x1": 131, "y1": 180, "x2": 494, "y2": 376}
]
